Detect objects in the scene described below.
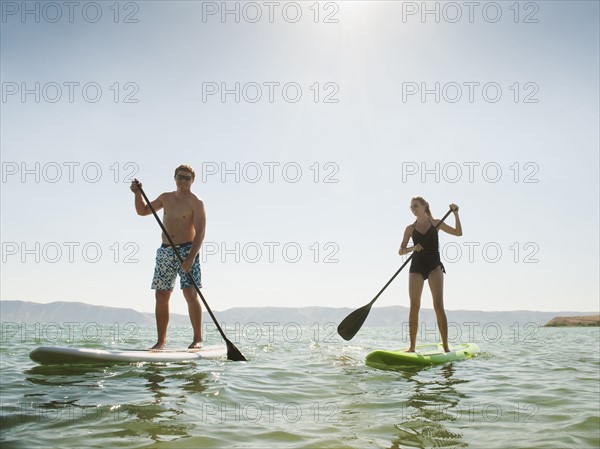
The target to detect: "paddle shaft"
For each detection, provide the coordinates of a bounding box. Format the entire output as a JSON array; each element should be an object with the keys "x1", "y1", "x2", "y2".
[
  {"x1": 134, "y1": 180, "x2": 246, "y2": 361},
  {"x1": 370, "y1": 208, "x2": 454, "y2": 305}
]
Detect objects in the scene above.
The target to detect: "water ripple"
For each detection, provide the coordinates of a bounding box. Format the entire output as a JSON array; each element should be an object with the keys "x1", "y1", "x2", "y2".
[{"x1": 0, "y1": 325, "x2": 598, "y2": 448}]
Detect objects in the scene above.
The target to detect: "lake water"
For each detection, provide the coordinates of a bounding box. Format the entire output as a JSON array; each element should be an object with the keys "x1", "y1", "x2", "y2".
[{"x1": 1, "y1": 323, "x2": 599, "y2": 448}]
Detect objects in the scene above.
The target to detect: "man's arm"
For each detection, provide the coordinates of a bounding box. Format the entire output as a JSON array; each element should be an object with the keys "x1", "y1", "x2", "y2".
[
  {"x1": 181, "y1": 198, "x2": 206, "y2": 272},
  {"x1": 130, "y1": 181, "x2": 164, "y2": 216}
]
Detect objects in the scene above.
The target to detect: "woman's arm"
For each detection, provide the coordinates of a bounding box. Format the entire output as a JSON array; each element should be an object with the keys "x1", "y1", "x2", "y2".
[
  {"x1": 437, "y1": 204, "x2": 462, "y2": 236},
  {"x1": 399, "y1": 225, "x2": 423, "y2": 255}
]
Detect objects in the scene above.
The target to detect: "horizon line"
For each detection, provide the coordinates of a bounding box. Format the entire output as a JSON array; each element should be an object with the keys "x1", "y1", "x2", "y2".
[{"x1": 1, "y1": 299, "x2": 598, "y2": 316}]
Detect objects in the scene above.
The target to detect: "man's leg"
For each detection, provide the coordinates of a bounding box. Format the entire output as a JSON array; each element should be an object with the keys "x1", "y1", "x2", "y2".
[
  {"x1": 151, "y1": 290, "x2": 171, "y2": 350},
  {"x1": 182, "y1": 287, "x2": 202, "y2": 348},
  {"x1": 150, "y1": 244, "x2": 177, "y2": 350}
]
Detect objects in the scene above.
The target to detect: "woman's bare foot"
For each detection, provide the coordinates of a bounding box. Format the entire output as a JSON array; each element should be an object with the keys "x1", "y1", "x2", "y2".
[
  {"x1": 149, "y1": 341, "x2": 166, "y2": 351},
  {"x1": 404, "y1": 347, "x2": 415, "y2": 353},
  {"x1": 188, "y1": 340, "x2": 203, "y2": 350}
]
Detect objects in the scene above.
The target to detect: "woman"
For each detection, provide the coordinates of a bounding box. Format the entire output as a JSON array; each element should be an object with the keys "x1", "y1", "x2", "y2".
[{"x1": 399, "y1": 197, "x2": 462, "y2": 353}]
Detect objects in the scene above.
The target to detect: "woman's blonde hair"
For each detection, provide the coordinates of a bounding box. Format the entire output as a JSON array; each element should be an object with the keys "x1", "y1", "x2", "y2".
[{"x1": 412, "y1": 196, "x2": 432, "y2": 218}]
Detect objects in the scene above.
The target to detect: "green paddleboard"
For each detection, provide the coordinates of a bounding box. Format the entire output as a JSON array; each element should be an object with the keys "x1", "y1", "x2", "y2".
[{"x1": 366, "y1": 343, "x2": 480, "y2": 369}]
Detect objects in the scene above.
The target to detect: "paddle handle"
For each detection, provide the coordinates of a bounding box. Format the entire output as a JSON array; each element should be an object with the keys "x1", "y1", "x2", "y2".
[{"x1": 370, "y1": 208, "x2": 454, "y2": 303}]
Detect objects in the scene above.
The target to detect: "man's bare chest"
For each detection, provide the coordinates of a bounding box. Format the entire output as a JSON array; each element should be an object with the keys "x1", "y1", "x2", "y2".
[{"x1": 163, "y1": 197, "x2": 194, "y2": 221}]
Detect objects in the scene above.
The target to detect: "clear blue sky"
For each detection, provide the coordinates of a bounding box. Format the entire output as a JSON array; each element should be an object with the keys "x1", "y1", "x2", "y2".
[{"x1": 1, "y1": 1, "x2": 598, "y2": 315}]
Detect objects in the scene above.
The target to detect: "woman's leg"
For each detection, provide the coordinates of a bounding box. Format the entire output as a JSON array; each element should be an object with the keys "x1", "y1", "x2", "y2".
[
  {"x1": 428, "y1": 266, "x2": 450, "y2": 352},
  {"x1": 407, "y1": 273, "x2": 425, "y2": 351}
]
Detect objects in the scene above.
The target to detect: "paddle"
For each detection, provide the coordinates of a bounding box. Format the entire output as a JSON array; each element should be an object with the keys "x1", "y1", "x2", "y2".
[
  {"x1": 133, "y1": 179, "x2": 247, "y2": 362},
  {"x1": 337, "y1": 208, "x2": 454, "y2": 341}
]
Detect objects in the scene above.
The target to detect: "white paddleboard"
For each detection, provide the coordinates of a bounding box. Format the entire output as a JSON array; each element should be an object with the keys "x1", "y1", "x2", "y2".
[{"x1": 29, "y1": 345, "x2": 227, "y2": 365}]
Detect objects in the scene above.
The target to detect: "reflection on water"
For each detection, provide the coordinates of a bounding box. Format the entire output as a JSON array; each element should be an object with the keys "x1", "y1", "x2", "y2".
[
  {"x1": 391, "y1": 363, "x2": 469, "y2": 449},
  {"x1": 11, "y1": 360, "x2": 211, "y2": 444},
  {"x1": 25, "y1": 363, "x2": 109, "y2": 380},
  {"x1": 4, "y1": 326, "x2": 598, "y2": 448},
  {"x1": 115, "y1": 363, "x2": 210, "y2": 443},
  {"x1": 141, "y1": 365, "x2": 168, "y2": 402},
  {"x1": 337, "y1": 345, "x2": 472, "y2": 448}
]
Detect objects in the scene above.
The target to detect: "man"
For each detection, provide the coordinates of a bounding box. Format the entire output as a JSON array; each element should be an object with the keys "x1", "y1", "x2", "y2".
[{"x1": 130, "y1": 164, "x2": 205, "y2": 350}]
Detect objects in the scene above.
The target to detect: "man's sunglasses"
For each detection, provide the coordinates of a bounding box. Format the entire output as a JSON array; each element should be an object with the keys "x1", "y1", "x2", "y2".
[{"x1": 176, "y1": 174, "x2": 193, "y2": 181}]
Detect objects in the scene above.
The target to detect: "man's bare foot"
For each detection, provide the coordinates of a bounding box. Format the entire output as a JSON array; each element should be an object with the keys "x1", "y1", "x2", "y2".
[
  {"x1": 443, "y1": 346, "x2": 451, "y2": 353},
  {"x1": 149, "y1": 342, "x2": 166, "y2": 351},
  {"x1": 404, "y1": 347, "x2": 415, "y2": 353},
  {"x1": 188, "y1": 340, "x2": 203, "y2": 350}
]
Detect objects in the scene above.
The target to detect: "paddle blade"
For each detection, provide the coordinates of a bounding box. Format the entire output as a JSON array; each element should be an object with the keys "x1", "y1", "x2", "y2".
[
  {"x1": 225, "y1": 339, "x2": 247, "y2": 362},
  {"x1": 337, "y1": 301, "x2": 374, "y2": 341}
]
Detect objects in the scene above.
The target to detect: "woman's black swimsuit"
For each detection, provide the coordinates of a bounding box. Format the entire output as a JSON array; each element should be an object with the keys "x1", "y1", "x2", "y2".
[{"x1": 409, "y1": 219, "x2": 446, "y2": 280}]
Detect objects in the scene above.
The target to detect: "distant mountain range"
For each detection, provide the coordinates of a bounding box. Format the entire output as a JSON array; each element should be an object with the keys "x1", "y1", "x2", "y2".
[{"x1": 1, "y1": 300, "x2": 598, "y2": 327}]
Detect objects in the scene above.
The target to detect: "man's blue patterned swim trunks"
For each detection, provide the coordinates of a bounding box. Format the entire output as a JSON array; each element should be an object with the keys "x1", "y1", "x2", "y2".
[{"x1": 151, "y1": 242, "x2": 202, "y2": 291}]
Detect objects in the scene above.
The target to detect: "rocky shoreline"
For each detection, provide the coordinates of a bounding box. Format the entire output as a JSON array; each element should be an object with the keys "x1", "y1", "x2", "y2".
[{"x1": 543, "y1": 315, "x2": 600, "y2": 327}]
